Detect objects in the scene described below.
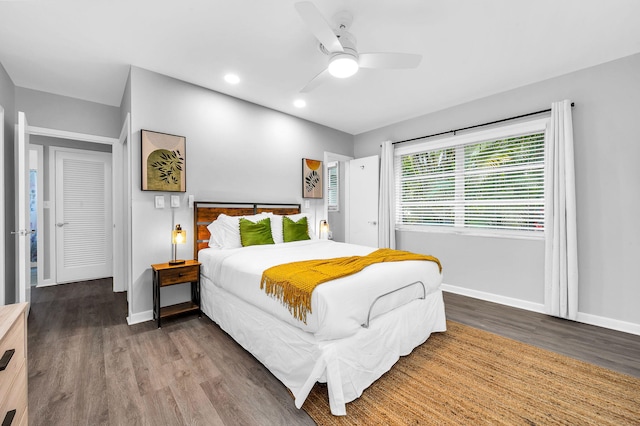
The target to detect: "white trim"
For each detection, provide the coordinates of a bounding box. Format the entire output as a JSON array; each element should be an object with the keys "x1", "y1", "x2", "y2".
[
  {"x1": 113, "y1": 113, "x2": 131, "y2": 294},
  {"x1": 127, "y1": 309, "x2": 153, "y2": 325},
  {"x1": 27, "y1": 125, "x2": 118, "y2": 145},
  {"x1": 442, "y1": 283, "x2": 640, "y2": 336},
  {"x1": 0, "y1": 105, "x2": 4, "y2": 305},
  {"x1": 30, "y1": 144, "x2": 44, "y2": 287},
  {"x1": 575, "y1": 312, "x2": 640, "y2": 337},
  {"x1": 441, "y1": 283, "x2": 545, "y2": 313},
  {"x1": 323, "y1": 152, "x2": 353, "y2": 240},
  {"x1": 397, "y1": 224, "x2": 544, "y2": 241}
]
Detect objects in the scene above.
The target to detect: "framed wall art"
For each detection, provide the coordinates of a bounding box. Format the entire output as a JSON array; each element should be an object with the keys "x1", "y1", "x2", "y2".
[
  {"x1": 141, "y1": 129, "x2": 186, "y2": 192},
  {"x1": 302, "y1": 158, "x2": 323, "y2": 199}
]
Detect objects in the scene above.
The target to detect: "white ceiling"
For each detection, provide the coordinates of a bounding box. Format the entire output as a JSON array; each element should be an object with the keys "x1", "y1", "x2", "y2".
[{"x1": 1, "y1": 0, "x2": 639, "y2": 135}]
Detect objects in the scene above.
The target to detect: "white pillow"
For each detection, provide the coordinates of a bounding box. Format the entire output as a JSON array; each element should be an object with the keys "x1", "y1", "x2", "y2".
[
  {"x1": 270, "y1": 213, "x2": 317, "y2": 242},
  {"x1": 207, "y1": 213, "x2": 272, "y2": 249}
]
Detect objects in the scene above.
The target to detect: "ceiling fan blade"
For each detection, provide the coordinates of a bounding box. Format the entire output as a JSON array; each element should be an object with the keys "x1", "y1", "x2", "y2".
[
  {"x1": 295, "y1": 2, "x2": 343, "y2": 53},
  {"x1": 359, "y1": 53, "x2": 422, "y2": 69},
  {"x1": 300, "y1": 69, "x2": 332, "y2": 93}
]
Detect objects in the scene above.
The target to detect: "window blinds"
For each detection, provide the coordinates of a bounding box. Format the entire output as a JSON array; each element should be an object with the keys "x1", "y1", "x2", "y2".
[
  {"x1": 327, "y1": 162, "x2": 339, "y2": 211},
  {"x1": 395, "y1": 125, "x2": 546, "y2": 235}
]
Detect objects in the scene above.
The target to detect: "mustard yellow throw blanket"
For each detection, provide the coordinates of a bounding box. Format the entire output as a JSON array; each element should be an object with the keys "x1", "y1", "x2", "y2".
[{"x1": 260, "y1": 248, "x2": 442, "y2": 323}]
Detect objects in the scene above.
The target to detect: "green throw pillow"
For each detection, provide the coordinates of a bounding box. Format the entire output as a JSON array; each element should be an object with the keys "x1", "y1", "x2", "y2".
[
  {"x1": 283, "y1": 216, "x2": 311, "y2": 242},
  {"x1": 239, "y1": 217, "x2": 275, "y2": 247}
]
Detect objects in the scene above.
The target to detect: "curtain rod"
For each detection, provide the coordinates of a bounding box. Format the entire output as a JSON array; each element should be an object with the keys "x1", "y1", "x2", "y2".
[{"x1": 392, "y1": 102, "x2": 575, "y2": 145}]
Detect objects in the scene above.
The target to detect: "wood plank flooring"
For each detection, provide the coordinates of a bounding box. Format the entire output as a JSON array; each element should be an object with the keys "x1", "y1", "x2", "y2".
[{"x1": 27, "y1": 279, "x2": 640, "y2": 425}]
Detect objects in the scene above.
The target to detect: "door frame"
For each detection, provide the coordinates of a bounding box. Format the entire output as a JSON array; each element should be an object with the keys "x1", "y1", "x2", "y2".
[
  {"x1": 51, "y1": 147, "x2": 113, "y2": 284},
  {"x1": 20, "y1": 121, "x2": 122, "y2": 289},
  {"x1": 323, "y1": 152, "x2": 353, "y2": 242},
  {"x1": 30, "y1": 144, "x2": 44, "y2": 286},
  {"x1": 0, "y1": 105, "x2": 4, "y2": 305}
]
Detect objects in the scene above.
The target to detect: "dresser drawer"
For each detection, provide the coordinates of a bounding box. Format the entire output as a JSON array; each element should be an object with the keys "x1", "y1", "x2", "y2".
[
  {"x1": 0, "y1": 361, "x2": 27, "y2": 426},
  {"x1": 158, "y1": 265, "x2": 199, "y2": 286},
  {"x1": 0, "y1": 315, "x2": 26, "y2": 402}
]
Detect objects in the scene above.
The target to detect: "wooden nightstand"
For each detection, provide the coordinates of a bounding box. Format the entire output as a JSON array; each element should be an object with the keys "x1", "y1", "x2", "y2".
[{"x1": 151, "y1": 260, "x2": 201, "y2": 328}]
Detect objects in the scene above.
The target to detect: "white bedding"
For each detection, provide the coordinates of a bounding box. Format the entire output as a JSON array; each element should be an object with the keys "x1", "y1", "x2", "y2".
[
  {"x1": 198, "y1": 239, "x2": 443, "y2": 341},
  {"x1": 200, "y1": 274, "x2": 446, "y2": 415}
]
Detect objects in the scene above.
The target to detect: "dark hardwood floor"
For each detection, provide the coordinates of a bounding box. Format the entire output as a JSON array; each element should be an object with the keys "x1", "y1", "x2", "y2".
[{"x1": 27, "y1": 280, "x2": 640, "y2": 425}]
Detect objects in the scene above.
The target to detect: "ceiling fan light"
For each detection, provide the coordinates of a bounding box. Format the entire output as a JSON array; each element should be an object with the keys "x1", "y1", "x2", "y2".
[{"x1": 328, "y1": 54, "x2": 359, "y2": 78}]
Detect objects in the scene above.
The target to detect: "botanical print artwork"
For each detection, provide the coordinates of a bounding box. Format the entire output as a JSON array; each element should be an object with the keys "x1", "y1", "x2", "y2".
[
  {"x1": 141, "y1": 130, "x2": 186, "y2": 192},
  {"x1": 303, "y1": 158, "x2": 323, "y2": 198},
  {"x1": 148, "y1": 149, "x2": 183, "y2": 186}
]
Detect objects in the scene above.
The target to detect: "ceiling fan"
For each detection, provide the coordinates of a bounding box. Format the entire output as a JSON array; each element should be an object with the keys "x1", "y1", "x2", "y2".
[{"x1": 295, "y1": 1, "x2": 422, "y2": 93}]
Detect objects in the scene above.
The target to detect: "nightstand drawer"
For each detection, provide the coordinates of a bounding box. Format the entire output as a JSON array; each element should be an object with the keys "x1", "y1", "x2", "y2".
[
  {"x1": 158, "y1": 265, "x2": 199, "y2": 286},
  {"x1": 0, "y1": 316, "x2": 25, "y2": 402}
]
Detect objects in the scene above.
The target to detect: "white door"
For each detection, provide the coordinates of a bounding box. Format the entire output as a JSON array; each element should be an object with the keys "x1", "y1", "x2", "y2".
[
  {"x1": 55, "y1": 149, "x2": 112, "y2": 283},
  {"x1": 348, "y1": 155, "x2": 379, "y2": 247},
  {"x1": 16, "y1": 112, "x2": 31, "y2": 309},
  {"x1": 0, "y1": 106, "x2": 4, "y2": 305}
]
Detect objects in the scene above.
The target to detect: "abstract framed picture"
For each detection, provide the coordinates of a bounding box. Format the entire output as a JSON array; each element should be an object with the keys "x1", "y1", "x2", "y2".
[
  {"x1": 302, "y1": 158, "x2": 323, "y2": 199},
  {"x1": 141, "y1": 129, "x2": 186, "y2": 192}
]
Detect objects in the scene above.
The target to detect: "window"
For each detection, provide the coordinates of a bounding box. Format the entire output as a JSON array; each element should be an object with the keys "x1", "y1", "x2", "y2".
[
  {"x1": 395, "y1": 119, "x2": 548, "y2": 237},
  {"x1": 327, "y1": 161, "x2": 339, "y2": 212}
]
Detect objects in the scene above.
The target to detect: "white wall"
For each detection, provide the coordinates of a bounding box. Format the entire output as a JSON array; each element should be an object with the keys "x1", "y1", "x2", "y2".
[
  {"x1": 354, "y1": 53, "x2": 640, "y2": 332},
  {"x1": 128, "y1": 67, "x2": 354, "y2": 318}
]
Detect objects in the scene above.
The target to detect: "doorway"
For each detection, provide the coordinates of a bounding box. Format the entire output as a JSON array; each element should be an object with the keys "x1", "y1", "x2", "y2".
[
  {"x1": 29, "y1": 145, "x2": 44, "y2": 286},
  {"x1": 323, "y1": 152, "x2": 353, "y2": 243},
  {"x1": 16, "y1": 116, "x2": 120, "y2": 301}
]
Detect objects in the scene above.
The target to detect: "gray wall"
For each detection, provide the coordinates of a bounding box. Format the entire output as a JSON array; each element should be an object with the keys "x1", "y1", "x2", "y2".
[
  {"x1": 355, "y1": 53, "x2": 640, "y2": 328},
  {"x1": 15, "y1": 88, "x2": 121, "y2": 138},
  {"x1": 0, "y1": 62, "x2": 15, "y2": 304},
  {"x1": 128, "y1": 67, "x2": 354, "y2": 317}
]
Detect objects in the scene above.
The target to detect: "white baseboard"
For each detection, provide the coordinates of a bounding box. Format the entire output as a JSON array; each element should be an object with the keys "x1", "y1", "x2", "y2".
[
  {"x1": 575, "y1": 312, "x2": 640, "y2": 336},
  {"x1": 441, "y1": 283, "x2": 640, "y2": 336},
  {"x1": 127, "y1": 310, "x2": 153, "y2": 325},
  {"x1": 441, "y1": 283, "x2": 545, "y2": 314}
]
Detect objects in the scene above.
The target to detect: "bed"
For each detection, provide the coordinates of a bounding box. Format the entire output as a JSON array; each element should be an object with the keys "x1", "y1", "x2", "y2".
[{"x1": 194, "y1": 201, "x2": 446, "y2": 415}]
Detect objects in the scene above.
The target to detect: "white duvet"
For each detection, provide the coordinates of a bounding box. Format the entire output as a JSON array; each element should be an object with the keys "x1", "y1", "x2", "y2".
[{"x1": 198, "y1": 240, "x2": 442, "y2": 341}]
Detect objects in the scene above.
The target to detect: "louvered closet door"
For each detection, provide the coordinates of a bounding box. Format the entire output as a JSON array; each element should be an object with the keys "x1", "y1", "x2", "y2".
[{"x1": 55, "y1": 150, "x2": 112, "y2": 284}]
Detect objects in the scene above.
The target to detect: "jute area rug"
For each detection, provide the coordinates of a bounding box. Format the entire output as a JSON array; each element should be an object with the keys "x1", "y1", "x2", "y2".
[{"x1": 302, "y1": 321, "x2": 640, "y2": 425}]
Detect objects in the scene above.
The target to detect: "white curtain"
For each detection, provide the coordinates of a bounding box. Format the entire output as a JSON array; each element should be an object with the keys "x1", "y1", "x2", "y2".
[
  {"x1": 378, "y1": 140, "x2": 396, "y2": 249},
  {"x1": 544, "y1": 100, "x2": 578, "y2": 320}
]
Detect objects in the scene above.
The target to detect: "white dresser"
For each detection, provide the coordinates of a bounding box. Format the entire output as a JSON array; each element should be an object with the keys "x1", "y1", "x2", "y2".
[{"x1": 0, "y1": 303, "x2": 28, "y2": 426}]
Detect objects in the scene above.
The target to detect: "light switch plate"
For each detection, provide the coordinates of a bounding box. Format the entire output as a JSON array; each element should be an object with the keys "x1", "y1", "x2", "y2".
[
  {"x1": 170, "y1": 195, "x2": 180, "y2": 208},
  {"x1": 155, "y1": 195, "x2": 165, "y2": 209},
  {"x1": 188, "y1": 194, "x2": 194, "y2": 208}
]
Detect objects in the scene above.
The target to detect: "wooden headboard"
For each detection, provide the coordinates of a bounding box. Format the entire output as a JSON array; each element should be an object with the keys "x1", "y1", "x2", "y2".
[{"x1": 193, "y1": 201, "x2": 301, "y2": 254}]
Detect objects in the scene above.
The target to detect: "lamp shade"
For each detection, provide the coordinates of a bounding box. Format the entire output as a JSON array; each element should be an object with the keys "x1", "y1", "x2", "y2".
[
  {"x1": 170, "y1": 224, "x2": 186, "y2": 265},
  {"x1": 319, "y1": 219, "x2": 330, "y2": 239},
  {"x1": 172, "y1": 224, "x2": 186, "y2": 245}
]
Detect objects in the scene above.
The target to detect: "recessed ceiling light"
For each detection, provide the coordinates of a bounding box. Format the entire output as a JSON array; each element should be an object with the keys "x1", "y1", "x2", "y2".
[
  {"x1": 294, "y1": 99, "x2": 307, "y2": 108},
  {"x1": 224, "y1": 74, "x2": 240, "y2": 84}
]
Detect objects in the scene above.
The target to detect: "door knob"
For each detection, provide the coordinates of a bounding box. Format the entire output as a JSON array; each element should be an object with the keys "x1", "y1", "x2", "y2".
[
  {"x1": 368, "y1": 221, "x2": 377, "y2": 225},
  {"x1": 10, "y1": 229, "x2": 35, "y2": 236},
  {"x1": 56, "y1": 222, "x2": 69, "y2": 227}
]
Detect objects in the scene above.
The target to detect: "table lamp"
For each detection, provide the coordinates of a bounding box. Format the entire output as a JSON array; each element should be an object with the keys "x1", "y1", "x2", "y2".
[
  {"x1": 170, "y1": 224, "x2": 186, "y2": 265},
  {"x1": 319, "y1": 219, "x2": 330, "y2": 240}
]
